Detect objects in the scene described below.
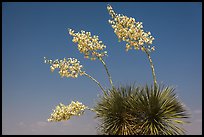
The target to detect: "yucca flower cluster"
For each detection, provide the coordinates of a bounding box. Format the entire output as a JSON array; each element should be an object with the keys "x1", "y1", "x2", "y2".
[
  {"x1": 68, "y1": 29, "x2": 108, "y2": 60},
  {"x1": 107, "y1": 4, "x2": 155, "y2": 52},
  {"x1": 44, "y1": 57, "x2": 85, "y2": 78},
  {"x1": 48, "y1": 101, "x2": 88, "y2": 122}
]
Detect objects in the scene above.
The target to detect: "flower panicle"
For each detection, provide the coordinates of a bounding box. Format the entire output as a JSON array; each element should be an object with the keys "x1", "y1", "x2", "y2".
[
  {"x1": 47, "y1": 101, "x2": 88, "y2": 122},
  {"x1": 44, "y1": 57, "x2": 85, "y2": 78},
  {"x1": 107, "y1": 4, "x2": 155, "y2": 52},
  {"x1": 68, "y1": 28, "x2": 108, "y2": 60}
]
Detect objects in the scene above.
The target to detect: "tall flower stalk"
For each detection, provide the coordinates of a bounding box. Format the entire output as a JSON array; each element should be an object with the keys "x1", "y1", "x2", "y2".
[
  {"x1": 98, "y1": 57, "x2": 114, "y2": 88},
  {"x1": 143, "y1": 47, "x2": 157, "y2": 87},
  {"x1": 107, "y1": 4, "x2": 157, "y2": 87},
  {"x1": 83, "y1": 72, "x2": 106, "y2": 94}
]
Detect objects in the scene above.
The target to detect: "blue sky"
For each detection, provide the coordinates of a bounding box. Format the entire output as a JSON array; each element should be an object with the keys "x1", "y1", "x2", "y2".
[{"x1": 2, "y1": 2, "x2": 202, "y2": 135}]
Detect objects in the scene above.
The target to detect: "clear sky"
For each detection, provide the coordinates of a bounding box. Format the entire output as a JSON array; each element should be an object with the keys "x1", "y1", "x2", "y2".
[{"x1": 2, "y1": 2, "x2": 202, "y2": 135}]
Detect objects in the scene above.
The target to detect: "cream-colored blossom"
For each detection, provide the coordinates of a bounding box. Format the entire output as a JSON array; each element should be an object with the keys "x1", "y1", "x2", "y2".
[
  {"x1": 44, "y1": 57, "x2": 85, "y2": 78},
  {"x1": 68, "y1": 29, "x2": 108, "y2": 60},
  {"x1": 48, "y1": 101, "x2": 88, "y2": 122},
  {"x1": 107, "y1": 4, "x2": 155, "y2": 52}
]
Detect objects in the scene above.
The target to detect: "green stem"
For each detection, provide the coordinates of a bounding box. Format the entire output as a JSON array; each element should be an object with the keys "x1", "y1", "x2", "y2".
[
  {"x1": 143, "y1": 47, "x2": 157, "y2": 88},
  {"x1": 98, "y1": 57, "x2": 114, "y2": 88},
  {"x1": 83, "y1": 72, "x2": 107, "y2": 95}
]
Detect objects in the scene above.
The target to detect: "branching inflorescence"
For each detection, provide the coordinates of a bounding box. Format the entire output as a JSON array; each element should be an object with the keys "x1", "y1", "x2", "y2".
[
  {"x1": 68, "y1": 29, "x2": 108, "y2": 60},
  {"x1": 47, "y1": 101, "x2": 88, "y2": 122},
  {"x1": 44, "y1": 57, "x2": 85, "y2": 78},
  {"x1": 107, "y1": 4, "x2": 157, "y2": 87},
  {"x1": 44, "y1": 57, "x2": 106, "y2": 94}
]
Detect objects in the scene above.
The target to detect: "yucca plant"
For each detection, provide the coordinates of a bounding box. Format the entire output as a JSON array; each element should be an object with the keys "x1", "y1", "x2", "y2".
[
  {"x1": 44, "y1": 4, "x2": 190, "y2": 135},
  {"x1": 94, "y1": 85, "x2": 189, "y2": 135}
]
